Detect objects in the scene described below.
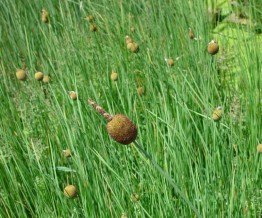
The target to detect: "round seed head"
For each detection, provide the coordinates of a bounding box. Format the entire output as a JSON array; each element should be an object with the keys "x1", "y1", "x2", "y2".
[
  {"x1": 63, "y1": 149, "x2": 72, "y2": 157},
  {"x1": 130, "y1": 27, "x2": 135, "y2": 33},
  {"x1": 131, "y1": 193, "x2": 140, "y2": 202},
  {"x1": 212, "y1": 106, "x2": 223, "y2": 121},
  {"x1": 257, "y1": 144, "x2": 262, "y2": 153},
  {"x1": 189, "y1": 28, "x2": 194, "y2": 39},
  {"x1": 126, "y1": 42, "x2": 133, "y2": 50},
  {"x1": 167, "y1": 58, "x2": 174, "y2": 66},
  {"x1": 86, "y1": 15, "x2": 95, "y2": 22},
  {"x1": 90, "y1": 24, "x2": 97, "y2": 32},
  {"x1": 16, "y1": 69, "x2": 27, "y2": 81},
  {"x1": 69, "y1": 91, "x2": 77, "y2": 100},
  {"x1": 106, "y1": 114, "x2": 137, "y2": 145},
  {"x1": 208, "y1": 40, "x2": 219, "y2": 55},
  {"x1": 125, "y1": 36, "x2": 133, "y2": 44},
  {"x1": 64, "y1": 185, "x2": 77, "y2": 198},
  {"x1": 35, "y1": 71, "x2": 44, "y2": 81},
  {"x1": 110, "y1": 71, "x2": 118, "y2": 81},
  {"x1": 43, "y1": 75, "x2": 50, "y2": 83},
  {"x1": 130, "y1": 42, "x2": 139, "y2": 53},
  {"x1": 137, "y1": 87, "x2": 145, "y2": 96},
  {"x1": 41, "y1": 9, "x2": 49, "y2": 23}
]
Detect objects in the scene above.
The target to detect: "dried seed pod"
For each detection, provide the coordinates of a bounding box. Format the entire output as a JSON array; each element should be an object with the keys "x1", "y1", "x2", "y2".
[
  {"x1": 129, "y1": 42, "x2": 139, "y2": 53},
  {"x1": 125, "y1": 36, "x2": 133, "y2": 44},
  {"x1": 88, "y1": 99, "x2": 137, "y2": 145},
  {"x1": 64, "y1": 185, "x2": 77, "y2": 198},
  {"x1": 107, "y1": 114, "x2": 137, "y2": 145},
  {"x1": 189, "y1": 28, "x2": 194, "y2": 39},
  {"x1": 257, "y1": 144, "x2": 262, "y2": 153},
  {"x1": 131, "y1": 193, "x2": 140, "y2": 202},
  {"x1": 43, "y1": 75, "x2": 50, "y2": 83},
  {"x1": 86, "y1": 15, "x2": 95, "y2": 22},
  {"x1": 212, "y1": 106, "x2": 223, "y2": 121},
  {"x1": 69, "y1": 91, "x2": 77, "y2": 100},
  {"x1": 41, "y1": 9, "x2": 49, "y2": 23},
  {"x1": 208, "y1": 40, "x2": 219, "y2": 55},
  {"x1": 16, "y1": 69, "x2": 27, "y2": 81},
  {"x1": 137, "y1": 87, "x2": 144, "y2": 96},
  {"x1": 35, "y1": 71, "x2": 44, "y2": 81},
  {"x1": 90, "y1": 24, "x2": 97, "y2": 32},
  {"x1": 63, "y1": 149, "x2": 72, "y2": 157},
  {"x1": 110, "y1": 71, "x2": 118, "y2": 81},
  {"x1": 167, "y1": 58, "x2": 174, "y2": 66}
]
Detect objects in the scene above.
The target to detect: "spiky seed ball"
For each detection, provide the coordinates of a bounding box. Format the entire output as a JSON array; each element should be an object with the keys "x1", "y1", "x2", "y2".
[
  {"x1": 110, "y1": 71, "x2": 118, "y2": 81},
  {"x1": 63, "y1": 149, "x2": 72, "y2": 157},
  {"x1": 127, "y1": 42, "x2": 133, "y2": 50},
  {"x1": 131, "y1": 193, "x2": 140, "y2": 202},
  {"x1": 208, "y1": 40, "x2": 219, "y2": 55},
  {"x1": 41, "y1": 9, "x2": 49, "y2": 23},
  {"x1": 35, "y1": 71, "x2": 44, "y2": 81},
  {"x1": 86, "y1": 15, "x2": 95, "y2": 22},
  {"x1": 64, "y1": 185, "x2": 77, "y2": 198},
  {"x1": 16, "y1": 69, "x2": 27, "y2": 81},
  {"x1": 43, "y1": 75, "x2": 50, "y2": 83},
  {"x1": 257, "y1": 144, "x2": 262, "y2": 153},
  {"x1": 106, "y1": 114, "x2": 137, "y2": 145},
  {"x1": 69, "y1": 91, "x2": 77, "y2": 100},
  {"x1": 189, "y1": 28, "x2": 194, "y2": 39},
  {"x1": 137, "y1": 87, "x2": 144, "y2": 96},
  {"x1": 90, "y1": 24, "x2": 97, "y2": 32},
  {"x1": 125, "y1": 36, "x2": 133, "y2": 44},
  {"x1": 167, "y1": 58, "x2": 174, "y2": 66},
  {"x1": 212, "y1": 106, "x2": 223, "y2": 121},
  {"x1": 130, "y1": 27, "x2": 135, "y2": 33},
  {"x1": 130, "y1": 42, "x2": 139, "y2": 53}
]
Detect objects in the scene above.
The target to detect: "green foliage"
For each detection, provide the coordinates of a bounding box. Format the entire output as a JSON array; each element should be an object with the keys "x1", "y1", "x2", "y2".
[{"x1": 0, "y1": 0, "x2": 261, "y2": 217}]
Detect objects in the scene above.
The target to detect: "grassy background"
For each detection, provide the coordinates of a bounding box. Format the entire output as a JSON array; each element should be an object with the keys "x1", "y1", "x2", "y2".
[{"x1": 0, "y1": 0, "x2": 261, "y2": 217}]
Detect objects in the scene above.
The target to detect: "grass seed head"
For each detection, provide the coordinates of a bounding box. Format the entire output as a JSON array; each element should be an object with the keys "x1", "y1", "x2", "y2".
[
  {"x1": 69, "y1": 91, "x2": 77, "y2": 100},
  {"x1": 208, "y1": 40, "x2": 219, "y2": 55},
  {"x1": 64, "y1": 185, "x2": 77, "y2": 198},
  {"x1": 129, "y1": 42, "x2": 139, "y2": 53},
  {"x1": 43, "y1": 75, "x2": 50, "y2": 83},
  {"x1": 110, "y1": 71, "x2": 118, "y2": 81},
  {"x1": 35, "y1": 71, "x2": 44, "y2": 81},
  {"x1": 106, "y1": 114, "x2": 137, "y2": 145},
  {"x1": 86, "y1": 15, "x2": 95, "y2": 22},
  {"x1": 257, "y1": 144, "x2": 262, "y2": 153},
  {"x1": 212, "y1": 106, "x2": 223, "y2": 121},
  {"x1": 16, "y1": 69, "x2": 27, "y2": 81},
  {"x1": 167, "y1": 58, "x2": 175, "y2": 66},
  {"x1": 41, "y1": 9, "x2": 49, "y2": 23},
  {"x1": 125, "y1": 36, "x2": 133, "y2": 44},
  {"x1": 90, "y1": 24, "x2": 97, "y2": 32},
  {"x1": 63, "y1": 149, "x2": 72, "y2": 157},
  {"x1": 137, "y1": 86, "x2": 145, "y2": 96},
  {"x1": 189, "y1": 28, "x2": 194, "y2": 39}
]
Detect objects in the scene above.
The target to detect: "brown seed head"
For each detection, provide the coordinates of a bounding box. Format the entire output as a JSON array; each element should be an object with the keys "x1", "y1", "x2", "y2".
[
  {"x1": 111, "y1": 71, "x2": 118, "y2": 81},
  {"x1": 208, "y1": 40, "x2": 219, "y2": 55},
  {"x1": 130, "y1": 42, "x2": 139, "y2": 53},
  {"x1": 212, "y1": 106, "x2": 222, "y2": 121},
  {"x1": 106, "y1": 114, "x2": 137, "y2": 145},
  {"x1": 69, "y1": 91, "x2": 77, "y2": 100},
  {"x1": 16, "y1": 69, "x2": 27, "y2": 81},
  {"x1": 41, "y1": 9, "x2": 49, "y2": 23},
  {"x1": 90, "y1": 24, "x2": 97, "y2": 32},
  {"x1": 35, "y1": 71, "x2": 44, "y2": 81},
  {"x1": 64, "y1": 185, "x2": 77, "y2": 198},
  {"x1": 189, "y1": 28, "x2": 194, "y2": 39},
  {"x1": 167, "y1": 58, "x2": 175, "y2": 66},
  {"x1": 43, "y1": 75, "x2": 50, "y2": 83},
  {"x1": 257, "y1": 144, "x2": 262, "y2": 153}
]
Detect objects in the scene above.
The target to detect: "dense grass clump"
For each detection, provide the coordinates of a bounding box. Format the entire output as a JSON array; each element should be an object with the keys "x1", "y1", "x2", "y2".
[{"x1": 0, "y1": 0, "x2": 261, "y2": 217}]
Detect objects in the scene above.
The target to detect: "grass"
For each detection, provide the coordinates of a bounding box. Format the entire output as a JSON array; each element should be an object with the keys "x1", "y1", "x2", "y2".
[{"x1": 0, "y1": 0, "x2": 261, "y2": 217}]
